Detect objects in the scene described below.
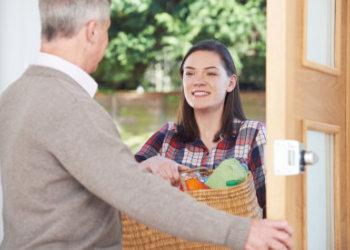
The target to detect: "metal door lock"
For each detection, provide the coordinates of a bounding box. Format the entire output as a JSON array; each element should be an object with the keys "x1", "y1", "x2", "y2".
[{"x1": 274, "y1": 140, "x2": 318, "y2": 175}]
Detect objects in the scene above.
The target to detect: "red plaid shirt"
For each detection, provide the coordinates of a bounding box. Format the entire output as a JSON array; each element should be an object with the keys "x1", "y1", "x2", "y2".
[{"x1": 135, "y1": 119, "x2": 266, "y2": 211}]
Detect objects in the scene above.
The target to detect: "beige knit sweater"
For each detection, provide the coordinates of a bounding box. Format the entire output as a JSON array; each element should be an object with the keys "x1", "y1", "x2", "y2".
[{"x1": 0, "y1": 66, "x2": 250, "y2": 250}]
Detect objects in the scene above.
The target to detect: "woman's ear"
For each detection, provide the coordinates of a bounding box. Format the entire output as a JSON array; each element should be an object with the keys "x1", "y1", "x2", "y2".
[
  {"x1": 86, "y1": 20, "x2": 98, "y2": 44},
  {"x1": 226, "y1": 75, "x2": 237, "y2": 93}
]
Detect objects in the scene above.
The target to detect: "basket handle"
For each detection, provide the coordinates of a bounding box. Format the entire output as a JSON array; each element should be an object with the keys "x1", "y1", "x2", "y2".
[{"x1": 179, "y1": 166, "x2": 209, "y2": 175}]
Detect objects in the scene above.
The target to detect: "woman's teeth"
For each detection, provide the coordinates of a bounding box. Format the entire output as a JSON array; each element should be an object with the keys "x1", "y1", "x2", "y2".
[{"x1": 192, "y1": 91, "x2": 209, "y2": 96}]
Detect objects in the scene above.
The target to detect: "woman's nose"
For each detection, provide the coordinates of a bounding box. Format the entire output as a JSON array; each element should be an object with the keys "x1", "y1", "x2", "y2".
[{"x1": 193, "y1": 75, "x2": 206, "y2": 85}]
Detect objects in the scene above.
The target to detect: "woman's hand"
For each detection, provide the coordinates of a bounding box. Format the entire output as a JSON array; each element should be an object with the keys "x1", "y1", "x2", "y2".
[{"x1": 140, "y1": 156, "x2": 190, "y2": 186}]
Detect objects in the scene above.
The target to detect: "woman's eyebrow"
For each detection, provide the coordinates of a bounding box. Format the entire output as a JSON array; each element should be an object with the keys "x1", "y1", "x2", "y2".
[
  {"x1": 184, "y1": 66, "x2": 218, "y2": 70},
  {"x1": 204, "y1": 66, "x2": 218, "y2": 70}
]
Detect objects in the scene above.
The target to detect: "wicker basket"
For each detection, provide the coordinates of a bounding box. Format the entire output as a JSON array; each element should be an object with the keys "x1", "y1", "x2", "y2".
[{"x1": 122, "y1": 170, "x2": 262, "y2": 249}]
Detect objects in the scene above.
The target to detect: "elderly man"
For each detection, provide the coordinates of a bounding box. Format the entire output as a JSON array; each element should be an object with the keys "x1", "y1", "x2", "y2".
[{"x1": 0, "y1": 0, "x2": 293, "y2": 249}]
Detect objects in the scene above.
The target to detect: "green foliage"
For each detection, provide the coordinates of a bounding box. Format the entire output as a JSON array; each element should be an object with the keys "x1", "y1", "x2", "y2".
[{"x1": 93, "y1": 0, "x2": 266, "y2": 90}]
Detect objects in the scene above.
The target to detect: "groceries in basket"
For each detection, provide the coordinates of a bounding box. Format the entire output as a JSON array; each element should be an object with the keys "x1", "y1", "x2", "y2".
[
  {"x1": 179, "y1": 168, "x2": 211, "y2": 191},
  {"x1": 205, "y1": 158, "x2": 249, "y2": 189},
  {"x1": 179, "y1": 178, "x2": 211, "y2": 191},
  {"x1": 179, "y1": 158, "x2": 249, "y2": 191}
]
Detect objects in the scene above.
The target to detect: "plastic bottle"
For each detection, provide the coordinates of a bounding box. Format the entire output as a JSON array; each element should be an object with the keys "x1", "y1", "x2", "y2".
[{"x1": 226, "y1": 179, "x2": 239, "y2": 187}]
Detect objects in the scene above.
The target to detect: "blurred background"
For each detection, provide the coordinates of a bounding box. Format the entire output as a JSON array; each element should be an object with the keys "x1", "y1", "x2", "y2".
[{"x1": 94, "y1": 0, "x2": 267, "y2": 153}]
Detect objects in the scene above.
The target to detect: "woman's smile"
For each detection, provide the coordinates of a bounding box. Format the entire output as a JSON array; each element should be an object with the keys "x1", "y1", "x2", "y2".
[{"x1": 192, "y1": 90, "x2": 210, "y2": 97}]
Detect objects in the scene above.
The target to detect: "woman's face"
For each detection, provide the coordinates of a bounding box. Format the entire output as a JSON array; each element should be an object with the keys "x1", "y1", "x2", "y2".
[{"x1": 182, "y1": 50, "x2": 236, "y2": 113}]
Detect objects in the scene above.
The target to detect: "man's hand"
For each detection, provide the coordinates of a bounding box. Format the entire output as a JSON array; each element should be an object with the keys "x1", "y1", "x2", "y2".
[
  {"x1": 245, "y1": 219, "x2": 293, "y2": 250},
  {"x1": 140, "y1": 156, "x2": 189, "y2": 186}
]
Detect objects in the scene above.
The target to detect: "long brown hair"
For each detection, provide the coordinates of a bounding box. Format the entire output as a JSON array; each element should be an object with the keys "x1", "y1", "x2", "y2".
[{"x1": 175, "y1": 40, "x2": 246, "y2": 143}]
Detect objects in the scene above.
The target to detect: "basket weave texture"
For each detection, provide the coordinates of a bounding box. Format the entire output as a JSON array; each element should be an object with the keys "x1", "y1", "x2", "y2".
[{"x1": 122, "y1": 172, "x2": 262, "y2": 249}]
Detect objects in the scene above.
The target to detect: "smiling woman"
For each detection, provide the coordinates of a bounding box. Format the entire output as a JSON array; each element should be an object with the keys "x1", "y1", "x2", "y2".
[
  {"x1": 135, "y1": 40, "x2": 267, "y2": 215},
  {"x1": 182, "y1": 50, "x2": 235, "y2": 118},
  {"x1": 181, "y1": 50, "x2": 237, "y2": 149}
]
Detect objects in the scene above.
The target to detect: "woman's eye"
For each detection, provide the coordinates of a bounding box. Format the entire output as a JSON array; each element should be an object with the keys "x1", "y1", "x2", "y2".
[
  {"x1": 207, "y1": 72, "x2": 217, "y2": 76},
  {"x1": 185, "y1": 71, "x2": 194, "y2": 76}
]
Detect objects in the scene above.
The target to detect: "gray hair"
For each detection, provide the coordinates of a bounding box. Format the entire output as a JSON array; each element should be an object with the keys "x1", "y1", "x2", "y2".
[{"x1": 39, "y1": 0, "x2": 111, "y2": 42}]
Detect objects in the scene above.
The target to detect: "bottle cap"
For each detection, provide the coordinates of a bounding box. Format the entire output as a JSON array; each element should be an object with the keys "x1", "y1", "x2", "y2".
[{"x1": 226, "y1": 179, "x2": 239, "y2": 187}]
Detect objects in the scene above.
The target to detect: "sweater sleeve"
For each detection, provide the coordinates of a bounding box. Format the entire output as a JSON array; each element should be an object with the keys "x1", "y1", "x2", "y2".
[{"x1": 44, "y1": 98, "x2": 251, "y2": 249}]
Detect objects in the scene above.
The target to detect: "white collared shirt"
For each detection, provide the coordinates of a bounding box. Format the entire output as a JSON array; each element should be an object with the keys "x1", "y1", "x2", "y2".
[{"x1": 32, "y1": 52, "x2": 98, "y2": 98}]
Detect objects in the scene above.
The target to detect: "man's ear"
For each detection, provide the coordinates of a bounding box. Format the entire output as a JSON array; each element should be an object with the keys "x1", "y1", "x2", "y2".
[
  {"x1": 226, "y1": 75, "x2": 237, "y2": 93},
  {"x1": 86, "y1": 20, "x2": 98, "y2": 44}
]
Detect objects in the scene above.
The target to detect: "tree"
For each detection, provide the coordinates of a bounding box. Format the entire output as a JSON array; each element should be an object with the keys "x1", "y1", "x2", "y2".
[{"x1": 93, "y1": 0, "x2": 266, "y2": 91}]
